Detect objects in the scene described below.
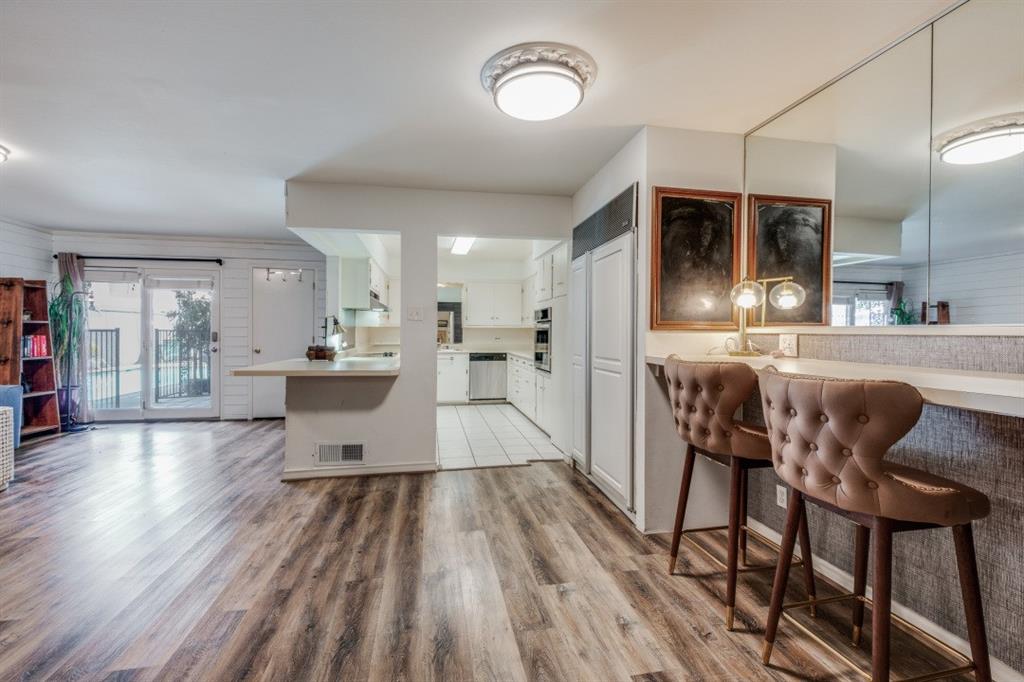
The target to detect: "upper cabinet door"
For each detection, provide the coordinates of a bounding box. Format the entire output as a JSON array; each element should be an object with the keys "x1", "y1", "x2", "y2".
[
  {"x1": 537, "y1": 253, "x2": 554, "y2": 302},
  {"x1": 463, "y1": 282, "x2": 492, "y2": 326},
  {"x1": 490, "y1": 282, "x2": 522, "y2": 326},
  {"x1": 552, "y1": 242, "x2": 569, "y2": 299},
  {"x1": 521, "y1": 274, "x2": 536, "y2": 325}
]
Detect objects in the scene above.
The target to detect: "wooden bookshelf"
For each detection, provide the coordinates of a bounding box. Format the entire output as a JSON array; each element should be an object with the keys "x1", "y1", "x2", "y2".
[{"x1": 0, "y1": 278, "x2": 61, "y2": 440}]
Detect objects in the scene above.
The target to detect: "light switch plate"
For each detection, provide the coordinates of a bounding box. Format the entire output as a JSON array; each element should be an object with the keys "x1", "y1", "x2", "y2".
[
  {"x1": 776, "y1": 485, "x2": 788, "y2": 508},
  {"x1": 407, "y1": 306, "x2": 423, "y2": 322},
  {"x1": 779, "y1": 334, "x2": 799, "y2": 357}
]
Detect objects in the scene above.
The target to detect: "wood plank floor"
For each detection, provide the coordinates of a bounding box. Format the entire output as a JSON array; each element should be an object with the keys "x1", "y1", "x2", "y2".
[{"x1": 0, "y1": 420, "x2": 969, "y2": 681}]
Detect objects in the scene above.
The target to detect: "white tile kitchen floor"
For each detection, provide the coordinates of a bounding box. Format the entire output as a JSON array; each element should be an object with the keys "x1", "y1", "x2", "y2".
[{"x1": 436, "y1": 404, "x2": 564, "y2": 470}]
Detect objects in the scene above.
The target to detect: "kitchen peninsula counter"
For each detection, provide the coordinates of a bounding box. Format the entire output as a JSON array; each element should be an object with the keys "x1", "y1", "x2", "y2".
[{"x1": 233, "y1": 356, "x2": 400, "y2": 377}]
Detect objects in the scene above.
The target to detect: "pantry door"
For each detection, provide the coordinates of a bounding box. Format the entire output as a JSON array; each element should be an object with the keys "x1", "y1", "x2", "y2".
[{"x1": 251, "y1": 267, "x2": 317, "y2": 418}]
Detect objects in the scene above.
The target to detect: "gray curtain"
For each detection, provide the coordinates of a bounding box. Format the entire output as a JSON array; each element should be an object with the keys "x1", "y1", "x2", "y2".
[
  {"x1": 886, "y1": 280, "x2": 904, "y2": 309},
  {"x1": 56, "y1": 253, "x2": 93, "y2": 424}
]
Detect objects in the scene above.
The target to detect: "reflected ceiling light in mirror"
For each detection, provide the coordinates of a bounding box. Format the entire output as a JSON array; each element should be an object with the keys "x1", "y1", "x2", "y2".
[
  {"x1": 935, "y1": 113, "x2": 1024, "y2": 165},
  {"x1": 769, "y1": 281, "x2": 806, "y2": 310},
  {"x1": 729, "y1": 280, "x2": 765, "y2": 309},
  {"x1": 450, "y1": 237, "x2": 476, "y2": 255},
  {"x1": 481, "y1": 43, "x2": 596, "y2": 121}
]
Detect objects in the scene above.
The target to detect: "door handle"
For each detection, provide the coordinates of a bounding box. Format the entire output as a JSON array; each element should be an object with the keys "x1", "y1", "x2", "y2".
[
  {"x1": 253, "y1": 347, "x2": 262, "y2": 354},
  {"x1": 211, "y1": 347, "x2": 219, "y2": 353}
]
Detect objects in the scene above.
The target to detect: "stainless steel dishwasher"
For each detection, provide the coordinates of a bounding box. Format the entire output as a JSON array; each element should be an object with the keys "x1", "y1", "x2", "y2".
[{"x1": 469, "y1": 353, "x2": 507, "y2": 401}]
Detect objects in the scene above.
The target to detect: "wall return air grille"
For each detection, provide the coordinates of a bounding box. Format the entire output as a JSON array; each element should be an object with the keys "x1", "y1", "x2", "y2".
[{"x1": 314, "y1": 442, "x2": 365, "y2": 466}]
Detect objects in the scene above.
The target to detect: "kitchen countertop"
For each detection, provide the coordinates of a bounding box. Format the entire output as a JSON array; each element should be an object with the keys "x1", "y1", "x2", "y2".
[
  {"x1": 646, "y1": 353, "x2": 1024, "y2": 418},
  {"x1": 232, "y1": 357, "x2": 400, "y2": 377}
]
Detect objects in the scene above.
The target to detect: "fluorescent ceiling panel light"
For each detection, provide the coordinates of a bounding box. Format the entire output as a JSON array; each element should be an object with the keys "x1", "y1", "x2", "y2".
[{"x1": 451, "y1": 237, "x2": 476, "y2": 255}]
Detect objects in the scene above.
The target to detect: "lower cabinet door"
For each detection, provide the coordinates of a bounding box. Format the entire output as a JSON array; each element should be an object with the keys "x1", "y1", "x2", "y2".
[{"x1": 437, "y1": 355, "x2": 469, "y2": 403}]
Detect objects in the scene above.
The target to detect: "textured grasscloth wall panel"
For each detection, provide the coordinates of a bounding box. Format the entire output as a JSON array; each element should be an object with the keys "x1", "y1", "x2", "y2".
[{"x1": 740, "y1": 333, "x2": 1024, "y2": 673}]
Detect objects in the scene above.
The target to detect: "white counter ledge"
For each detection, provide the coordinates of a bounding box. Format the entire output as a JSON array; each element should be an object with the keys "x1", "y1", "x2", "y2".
[
  {"x1": 232, "y1": 357, "x2": 400, "y2": 377},
  {"x1": 646, "y1": 354, "x2": 1024, "y2": 418}
]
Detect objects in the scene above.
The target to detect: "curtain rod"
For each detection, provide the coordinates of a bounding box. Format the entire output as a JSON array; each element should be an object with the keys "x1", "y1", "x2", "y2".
[{"x1": 54, "y1": 254, "x2": 223, "y2": 266}]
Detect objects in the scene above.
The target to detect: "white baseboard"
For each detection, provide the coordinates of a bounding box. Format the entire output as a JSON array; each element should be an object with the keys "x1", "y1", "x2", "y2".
[
  {"x1": 281, "y1": 460, "x2": 437, "y2": 480},
  {"x1": 745, "y1": 518, "x2": 1022, "y2": 682}
]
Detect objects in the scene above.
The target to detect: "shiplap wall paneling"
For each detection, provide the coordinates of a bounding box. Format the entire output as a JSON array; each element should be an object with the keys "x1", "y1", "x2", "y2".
[{"x1": 0, "y1": 220, "x2": 54, "y2": 281}]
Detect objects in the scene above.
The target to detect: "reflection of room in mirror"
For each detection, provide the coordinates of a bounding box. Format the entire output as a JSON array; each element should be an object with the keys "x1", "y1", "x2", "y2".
[{"x1": 744, "y1": 0, "x2": 1022, "y2": 326}]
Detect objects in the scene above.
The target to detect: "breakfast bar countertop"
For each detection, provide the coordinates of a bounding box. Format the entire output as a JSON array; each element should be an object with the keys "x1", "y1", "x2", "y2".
[
  {"x1": 232, "y1": 357, "x2": 400, "y2": 377},
  {"x1": 645, "y1": 353, "x2": 1024, "y2": 418}
]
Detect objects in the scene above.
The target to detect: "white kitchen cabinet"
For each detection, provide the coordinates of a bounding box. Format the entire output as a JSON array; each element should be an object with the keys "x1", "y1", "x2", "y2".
[
  {"x1": 521, "y1": 273, "x2": 536, "y2": 325},
  {"x1": 382, "y1": 278, "x2": 400, "y2": 326},
  {"x1": 368, "y1": 258, "x2": 386, "y2": 300},
  {"x1": 437, "y1": 353, "x2": 469, "y2": 403},
  {"x1": 535, "y1": 371, "x2": 550, "y2": 432},
  {"x1": 536, "y1": 253, "x2": 553, "y2": 303},
  {"x1": 551, "y1": 242, "x2": 569, "y2": 299},
  {"x1": 464, "y1": 282, "x2": 522, "y2": 327}
]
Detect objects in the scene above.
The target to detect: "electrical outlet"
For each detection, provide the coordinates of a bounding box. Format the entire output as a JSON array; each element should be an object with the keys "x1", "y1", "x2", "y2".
[
  {"x1": 776, "y1": 485, "x2": 788, "y2": 508},
  {"x1": 779, "y1": 333, "x2": 799, "y2": 357}
]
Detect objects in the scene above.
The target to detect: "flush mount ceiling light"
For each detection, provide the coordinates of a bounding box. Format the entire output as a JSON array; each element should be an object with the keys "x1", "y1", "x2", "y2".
[
  {"x1": 934, "y1": 113, "x2": 1024, "y2": 165},
  {"x1": 0, "y1": 145, "x2": 10, "y2": 163},
  {"x1": 481, "y1": 43, "x2": 596, "y2": 121},
  {"x1": 450, "y1": 237, "x2": 476, "y2": 255}
]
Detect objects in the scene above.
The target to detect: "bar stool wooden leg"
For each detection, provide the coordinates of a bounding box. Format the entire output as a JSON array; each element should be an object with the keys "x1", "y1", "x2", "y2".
[
  {"x1": 725, "y1": 458, "x2": 742, "y2": 630},
  {"x1": 953, "y1": 523, "x2": 991, "y2": 682},
  {"x1": 762, "y1": 489, "x2": 804, "y2": 665},
  {"x1": 668, "y1": 443, "x2": 696, "y2": 574},
  {"x1": 797, "y1": 506, "x2": 817, "y2": 616},
  {"x1": 872, "y1": 516, "x2": 894, "y2": 682},
  {"x1": 739, "y1": 467, "x2": 749, "y2": 566},
  {"x1": 851, "y1": 524, "x2": 870, "y2": 646}
]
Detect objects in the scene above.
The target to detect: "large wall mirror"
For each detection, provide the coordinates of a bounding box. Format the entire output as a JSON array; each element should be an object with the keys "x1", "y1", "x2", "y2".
[{"x1": 744, "y1": 0, "x2": 1023, "y2": 328}]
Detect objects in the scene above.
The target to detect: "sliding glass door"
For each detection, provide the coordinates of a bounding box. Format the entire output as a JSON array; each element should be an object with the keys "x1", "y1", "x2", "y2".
[
  {"x1": 143, "y1": 271, "x2": 219, "y2": 419},
  {"x1": 85, "y1": 265, "x2": 219, "y2": 420}
]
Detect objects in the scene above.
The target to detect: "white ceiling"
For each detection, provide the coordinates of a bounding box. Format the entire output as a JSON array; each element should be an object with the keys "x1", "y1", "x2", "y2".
[{"x1": 0, "y1": 0, "x2": 954, "y2": 239}]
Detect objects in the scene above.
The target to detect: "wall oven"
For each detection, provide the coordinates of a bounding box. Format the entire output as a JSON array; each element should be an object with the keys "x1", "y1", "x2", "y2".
[{"x1": 534, "y1": 307, "x2": 551, "y2": 373}]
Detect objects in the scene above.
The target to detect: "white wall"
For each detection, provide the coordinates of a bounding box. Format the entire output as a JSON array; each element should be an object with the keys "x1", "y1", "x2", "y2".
[
  {"x1": 286, "y1": 182, "x2": 572, "y2": 473},
  {"x1": 570, "y1": 126, "x2": 747, "y2": 532},
  {"x1": 0, "y1": 218, "x2": 54, "y2": 281},
  {"x1": 51, "y1": 231, "x2": 326, "y2": 420}
]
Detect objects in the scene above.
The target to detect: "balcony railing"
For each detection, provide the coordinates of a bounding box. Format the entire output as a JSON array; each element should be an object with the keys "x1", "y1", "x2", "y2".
[
  {"x1": 87, "y1": 328, "x2": 121, "y2": 409},
  {"x1": 153, "y1": 329, "x2": 211, "y2": 401}
]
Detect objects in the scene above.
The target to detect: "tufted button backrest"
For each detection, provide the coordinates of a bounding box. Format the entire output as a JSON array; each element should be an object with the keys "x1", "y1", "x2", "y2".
[
  {"x1": 664, "y1": 356, "x2": 767, "y2": 458},
  {"x1": 756, "y1": 366, "x2": 924, "y2": 517}
]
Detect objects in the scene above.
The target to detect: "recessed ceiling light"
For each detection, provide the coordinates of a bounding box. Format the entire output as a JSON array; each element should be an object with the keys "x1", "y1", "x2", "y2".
[
  {"x1": 0, "y1": 145, "x2": 10, "y2": 163},
  {"x1": 934, "y1": 113, "x2": 1024, "y2": 165},
  {"x1": 481, "y1": 43, "x2": 596, "y2": 121},
  {"x1": 451, "y1": 237, "x2": 476, "y2": 255}
]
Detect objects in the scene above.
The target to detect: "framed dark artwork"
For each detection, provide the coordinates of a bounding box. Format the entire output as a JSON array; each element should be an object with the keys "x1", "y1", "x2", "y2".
[
  {"x1": 651, "y1": 187, "x2": 741, "y2": 330},
  {"x1": 748, "y1": 194, "x2": 832, "y2": 325}
]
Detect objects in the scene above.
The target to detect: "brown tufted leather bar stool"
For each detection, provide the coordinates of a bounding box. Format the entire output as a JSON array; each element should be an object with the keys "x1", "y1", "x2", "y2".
[
  {"x1": 757, "y1": 367, "x2": 992, "y2": 682},
  {"x1": 664, "y1": 356, "x2": 817, "y2": 631}
]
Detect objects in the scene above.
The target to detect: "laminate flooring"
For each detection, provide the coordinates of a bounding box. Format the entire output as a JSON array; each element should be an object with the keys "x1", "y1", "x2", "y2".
[{"x1": 0, "y1": 420, "x2": 970, "y2": 681}]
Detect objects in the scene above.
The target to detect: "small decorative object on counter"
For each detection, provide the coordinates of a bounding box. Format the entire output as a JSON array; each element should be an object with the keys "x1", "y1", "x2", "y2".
[{"x1": 306, "y1": 345, "x2": 337, "y2": 361}]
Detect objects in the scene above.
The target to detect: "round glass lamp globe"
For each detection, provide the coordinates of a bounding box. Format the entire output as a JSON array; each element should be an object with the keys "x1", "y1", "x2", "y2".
[
  {"x1": 493, "y1": 63, "x2": 584, "y2": 121},
  {"x1": 769, "y1": 281, "x2": 806, "y2": 310},
  {"x1": 940, "y1": 127, "x2": 1024, "y2": 165},
  {"x1": 730, "y1": 280, "x2": 765, "y2": 309}
]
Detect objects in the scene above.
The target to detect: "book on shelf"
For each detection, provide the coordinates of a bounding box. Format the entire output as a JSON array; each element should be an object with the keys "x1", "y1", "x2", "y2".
[{"x1": 21, "y1": 334, "x2": 49, "y2": 357}]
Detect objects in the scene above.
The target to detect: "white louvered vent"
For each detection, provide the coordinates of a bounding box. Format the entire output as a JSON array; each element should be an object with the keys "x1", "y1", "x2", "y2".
[{"x1": 314, "y1": 442, "x2": 365, "y2": 466}]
